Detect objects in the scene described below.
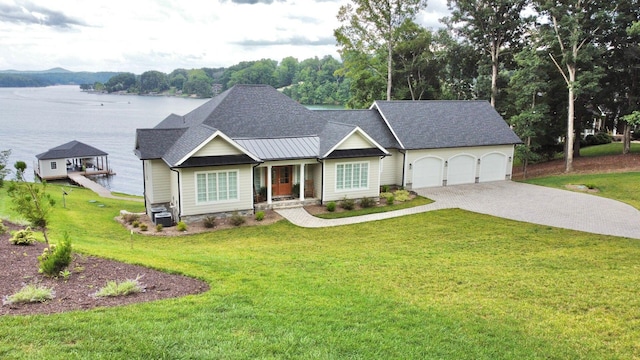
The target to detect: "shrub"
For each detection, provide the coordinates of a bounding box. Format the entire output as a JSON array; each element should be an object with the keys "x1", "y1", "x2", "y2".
[
  {"x1": 176, "y1": 221, "x2": 187, "y2": 231},
  {"x1": 381, "y1": 185, "x2": 390, "y2": 193},
  {"x1": 359, "y1": 197, "x2": 376, "y2": 208},
  {"x1": 10, "y1": 226, "x2": 36, "y2": 245},
  {"x1": 255, "y1": 211, "x2": 265, "y2": 221},
  {"x1": 394, "y1": 190, "x2": 411, "y2": 202},
  {"x1": 94, "y1": 275, "x2": 145, "y2": 298},
  {"x1": 326, "y1": 201, "x2": 336, "y2": 212},
  {"x1": 139, "y1": 223, "x2": 148, "y2": 231},
  {"x1": 386, "y1": 195, "x2": 395, "y2": 205},
  {"x1": 3, "y1": 284, "x2": 55, "y2": 305},
  {"x1": 122, "y1": 213, "x2": 139, "y2": 224},
  {"x1": 155, "y1": 224, "x2": 163, "y2": 232},
  {"x1": 38, "y1": 233, "x2": 72, "y2": 276},
  {"x1": 230, "y1": 213, "x2": 246, "y2": 226},
  {"x1": 132, "y1": 220, "x2": 140, "y2": 228},
  {"x1": 203, "y1": 216, "x2": 217, "y2": 228},
  {"x1": 340, "y1": 198, "x2": 355, "y2": 210},
  {"x1": 0, "y1": 220, "x2": 6, "y2": 235}
]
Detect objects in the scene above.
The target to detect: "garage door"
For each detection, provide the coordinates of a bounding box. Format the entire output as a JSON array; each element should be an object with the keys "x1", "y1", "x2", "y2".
[
  {"x1": 479, "y1": 153, "x2": 507, "y2": 182},
  {"x1": 447, "y1": 155, "x2": 476, "y2": 185},
  {"x1": 413, "y1": 157, "x2": 443, "y2": 188}
]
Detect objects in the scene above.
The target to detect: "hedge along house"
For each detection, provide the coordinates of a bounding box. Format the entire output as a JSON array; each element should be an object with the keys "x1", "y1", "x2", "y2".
[{"x1": 135, "y1": 84, "x2": 520, "y2": 223}]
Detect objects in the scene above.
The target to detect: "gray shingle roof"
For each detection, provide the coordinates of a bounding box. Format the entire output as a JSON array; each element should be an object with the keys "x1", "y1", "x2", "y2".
[
  {"x1": 135, "y1": 85, "x2": 520, "y2": 167},
  {"x1": 135, "y1": 128, "x2": 186, "y2": 160},
  {"x1": 315, "y1": 109, "x2": 401, "y2": 149},
  {"x1": 37, "y1": 140, "x2": 108, "y2": 160},
  {"x1": 372, "y1": 100, "x2": 522, "y2": 149}
]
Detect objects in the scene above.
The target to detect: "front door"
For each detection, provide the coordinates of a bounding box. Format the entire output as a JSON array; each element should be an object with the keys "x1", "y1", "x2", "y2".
[{"x1": 272, "y1": 166, "x2": 293, "y2": 196}]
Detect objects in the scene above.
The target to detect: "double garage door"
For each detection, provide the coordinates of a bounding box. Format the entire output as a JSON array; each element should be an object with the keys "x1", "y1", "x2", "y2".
[{"x1": 413, "y1": 153, "x2": 507, "y2": 188}]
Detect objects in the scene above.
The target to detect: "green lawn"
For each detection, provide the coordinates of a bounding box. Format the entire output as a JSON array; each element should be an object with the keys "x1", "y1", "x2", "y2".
[
  {"x1": 570, "y1": 142, "x2": 640, "y2": 157},
  {"x1": 524, "y1": 172, "x2": 640, "y2": 210},
  {"x1": 1, "y1": 180, "x2": 640, "y2": 359}
]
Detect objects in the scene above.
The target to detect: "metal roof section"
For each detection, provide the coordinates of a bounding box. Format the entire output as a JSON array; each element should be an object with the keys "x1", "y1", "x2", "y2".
[
  {"x1": 235, "y1": 136, "x2": 319, "y2": 160},
  {"x1": 374, "y1": 100, "x2": 522, "y2": 150},
  {"x1": 36, "y1": 140, "x2": 108, "y2": 160}
]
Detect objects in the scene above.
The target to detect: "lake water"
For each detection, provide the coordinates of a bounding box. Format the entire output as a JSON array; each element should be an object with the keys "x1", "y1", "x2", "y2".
[{"x1": 0, "y1": 86, "x2": 208, "y2": 195}]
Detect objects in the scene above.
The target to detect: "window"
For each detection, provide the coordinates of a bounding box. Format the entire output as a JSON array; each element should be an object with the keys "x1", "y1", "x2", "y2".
[
  {"x1": 336, "y1": 162, "x2": 368, "y2": 190},
  {"x1": 50, "y1": 162, "x2": 57, "y2": 170},
  {"x1": 196, "y1": 170, "x2": 238, "y2": 203}
]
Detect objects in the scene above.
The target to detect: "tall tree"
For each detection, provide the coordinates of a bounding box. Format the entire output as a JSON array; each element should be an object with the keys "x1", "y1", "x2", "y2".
[
  {"x1": 434, "y1": 29, "x2": 481, "y2": 100},
  {"x1": 335, "y1": 0, "x2": 427, "y2": 101},
  {"x1": 446, "y1": 0, "x2": 530, "y2": 108},
  {"x1": 393, "y1": 20, "x2": 442, "y2": 100},
  {"x1": 0, "y1": 149, "x2": 10, "y2": 188},
  {"x1": 536, "y1": 0, "x2": 616, "y2": 172}
]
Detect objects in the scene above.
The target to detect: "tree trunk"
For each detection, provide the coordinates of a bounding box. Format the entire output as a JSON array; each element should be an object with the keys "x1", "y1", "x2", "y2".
[
  {"x1": 387, "y1": 40, "x2": 393, "y2": 101},
  {"x1": 491, "y1": 45, "x2": 498, "y2": 108},
  {"x1": 623, "y1": 123, "x2": 631, "y2": 154},
  {"x1": 523, "y1": 136, "x2": 531, "y2": 179},
  {"x1": 565, "y1": 66, "x2": 576, "y2": 173}
]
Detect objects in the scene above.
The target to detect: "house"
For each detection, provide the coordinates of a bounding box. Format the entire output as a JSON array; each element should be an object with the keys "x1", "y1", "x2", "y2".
[
  {"x1": 35, "y1": 140, "x2": 113, "y2": 180},
  {"x1": 135, "y1": 84, "x2": 521, "y2": 223}
]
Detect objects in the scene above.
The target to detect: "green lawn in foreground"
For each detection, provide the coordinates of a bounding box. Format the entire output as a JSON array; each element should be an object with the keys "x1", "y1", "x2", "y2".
[
  {"x1": 1, "y1": 182, "x2": 640, "y2": 359},
  {"x1": 523, "y1": 171, "x2": 640, "y2": 210}
]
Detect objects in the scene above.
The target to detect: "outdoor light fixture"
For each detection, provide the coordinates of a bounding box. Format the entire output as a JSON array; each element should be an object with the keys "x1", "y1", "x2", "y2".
[{"x1": 409, "y1": 163, "x2": 412, "y2": 170}]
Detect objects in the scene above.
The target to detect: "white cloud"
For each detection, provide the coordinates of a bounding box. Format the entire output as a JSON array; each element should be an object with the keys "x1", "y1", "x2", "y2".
[{"x1": 0, "y1": 0, "x2": 449, "y2": 73}]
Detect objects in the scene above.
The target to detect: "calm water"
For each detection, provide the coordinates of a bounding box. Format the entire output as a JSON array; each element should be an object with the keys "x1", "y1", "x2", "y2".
[{"x1": 0, "y1": 86, "x2": 208, "y2": 195}]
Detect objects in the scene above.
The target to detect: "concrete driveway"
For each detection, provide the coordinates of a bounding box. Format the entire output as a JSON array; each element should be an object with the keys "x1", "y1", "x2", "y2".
[
  {"x1": 415, "y1": 181, "x2": 640, "y2": 239},
  {"x1": 276, "y1": 181, "x2": 640, "y2": 239}
]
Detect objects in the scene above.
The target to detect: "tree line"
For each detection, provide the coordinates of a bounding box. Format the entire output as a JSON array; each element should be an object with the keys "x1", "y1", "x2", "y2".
[{"x1": 86, "y1": 56, "x2": 350, "y2": 105}]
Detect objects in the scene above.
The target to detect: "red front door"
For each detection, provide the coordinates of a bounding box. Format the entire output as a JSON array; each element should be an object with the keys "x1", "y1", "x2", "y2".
[{"x1": 272, "y1": 166, "x2": 293, "y2": 196}]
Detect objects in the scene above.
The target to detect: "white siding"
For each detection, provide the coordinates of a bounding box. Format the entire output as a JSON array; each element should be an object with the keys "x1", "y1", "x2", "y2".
[
  {"x1": 38, "y1": 159, "x2": 67, "y2": 178},
  {"x1": 323, "y1": 157, "x2": 381, "y2": 202},
  {"x1": 180, "y1": 164, "x2": 254, "y2": 216},
  {"x1": 405, "y1": 145, "x2": 515, "y2": 189},
  {"x1": 380, "y1": 149, "x2": 402, "y2": 186},
  {"x1": 145, "y1": 159, "x2": 172, "y2": 204},
  {"x1": 336, "y1": 132, "x2": 372, "y2": 150},
  {"x1": 193, "y1": 137, "x2": 242, "y2": 157}
]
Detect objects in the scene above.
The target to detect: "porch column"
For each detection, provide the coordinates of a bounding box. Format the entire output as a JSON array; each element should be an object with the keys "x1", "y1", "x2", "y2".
[
  {"x1": 267, "y1": 165, "x2": 273, "y2": 205},
  {"x1": 299, "y1": 164, "x2": 305, "y2": 201}
]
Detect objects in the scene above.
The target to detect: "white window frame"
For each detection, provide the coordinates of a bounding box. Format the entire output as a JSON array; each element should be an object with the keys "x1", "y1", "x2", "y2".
[
  {"x1": 335, "y1": 161, "x2": 369, "y2": 191},
  {"x1": 195, "y1": 169, "x2": 239, "y2": 204}
]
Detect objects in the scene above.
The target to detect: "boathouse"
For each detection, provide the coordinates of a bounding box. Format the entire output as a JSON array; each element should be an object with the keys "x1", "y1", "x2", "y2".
[{"x1": 35, "y1": 140, "x2": 113, "y2": 180}]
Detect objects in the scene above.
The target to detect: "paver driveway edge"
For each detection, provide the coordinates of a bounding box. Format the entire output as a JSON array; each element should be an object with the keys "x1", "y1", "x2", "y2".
[{"x1": 276, "y1": 181, "x2": 640, "y2": 239}]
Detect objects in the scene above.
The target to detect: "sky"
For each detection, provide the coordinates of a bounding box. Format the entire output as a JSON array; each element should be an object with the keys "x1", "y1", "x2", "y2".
[{"x1": 0, "y1": 0, "x2": 450, "y2": 74}]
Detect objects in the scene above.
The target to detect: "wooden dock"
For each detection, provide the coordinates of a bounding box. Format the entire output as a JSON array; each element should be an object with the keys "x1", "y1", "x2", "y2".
[{"x1": 68, "y1": 172, "x2": 113, "y2": 197}]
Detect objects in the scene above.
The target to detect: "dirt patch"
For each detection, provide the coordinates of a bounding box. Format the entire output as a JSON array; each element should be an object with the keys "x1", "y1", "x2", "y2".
[
  {"x1": 1, "y1": 221, "x2": 209, "y2": 316},
  {"x1": 564, "y1": 184, "x2": 600, "y2": 193},
  {"x1": 511, "y1": 153, "x2": 640, "y2": 180}
]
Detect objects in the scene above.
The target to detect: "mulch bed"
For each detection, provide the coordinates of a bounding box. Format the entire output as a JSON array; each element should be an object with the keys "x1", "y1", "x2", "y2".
[
  {"x1": 1, "y1": 222, "x2": 208, "y2": 316},
  {"x1": 511, "y1": 153, "x2": 640, "y2": 180}
]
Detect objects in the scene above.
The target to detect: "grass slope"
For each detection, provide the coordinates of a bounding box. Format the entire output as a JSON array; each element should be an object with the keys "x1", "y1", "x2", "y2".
[{"x1": 1, "y1": 179, "x2": 640, "y2": 359}]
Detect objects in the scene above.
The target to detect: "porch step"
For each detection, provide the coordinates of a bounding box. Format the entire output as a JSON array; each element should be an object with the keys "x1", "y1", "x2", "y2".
[{"x1": 255, "y1": 198, "x2": 320, "y2": 211}]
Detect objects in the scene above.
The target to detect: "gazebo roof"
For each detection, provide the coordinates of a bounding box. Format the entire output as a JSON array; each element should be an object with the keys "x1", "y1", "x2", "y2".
[{"x1": 36, "y1": 140, "x2": 108, "y2": 160}]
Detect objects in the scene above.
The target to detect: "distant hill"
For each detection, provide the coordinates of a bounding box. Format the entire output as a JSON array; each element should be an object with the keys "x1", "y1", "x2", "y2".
[{"x1": 0, "y1": 68, "x2": 120, "y2": 87}]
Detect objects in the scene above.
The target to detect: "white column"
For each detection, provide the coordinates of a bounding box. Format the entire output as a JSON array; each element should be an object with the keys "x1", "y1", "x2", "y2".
[
  {"x1": 267, "y1": 165, "x2": 272, "y2": 205},
  {"x1": 299, "y1": 163, "x2": 305, "y2": 201}
]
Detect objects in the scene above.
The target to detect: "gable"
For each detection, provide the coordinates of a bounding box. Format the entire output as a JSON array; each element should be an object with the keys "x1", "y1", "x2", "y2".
[
  {"x1": 193, "y1": 136, "x2": 243, "y2": 157},
  {"x1": 336, "y1": 132, "x2": 374, "y2": 150}
]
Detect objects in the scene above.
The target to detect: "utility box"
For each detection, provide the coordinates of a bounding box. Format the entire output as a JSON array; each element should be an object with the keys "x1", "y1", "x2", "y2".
[
  {"x1": 150, "y1": 206, "x2": 167, "y2": 222},
  {"x1": 154, "y1": 211, "x2": 173, "y2": 227}
]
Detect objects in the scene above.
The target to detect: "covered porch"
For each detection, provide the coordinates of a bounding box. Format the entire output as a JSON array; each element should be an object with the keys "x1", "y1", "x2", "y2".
[{"x1": 253, "y1": 161, "x2": 321, "y2": 210}]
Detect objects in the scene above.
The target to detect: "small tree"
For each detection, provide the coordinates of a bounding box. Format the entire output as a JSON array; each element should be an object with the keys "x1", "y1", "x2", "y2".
[{"x1": 7, "y1": 161, "x2": 55, "y2": 244}]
